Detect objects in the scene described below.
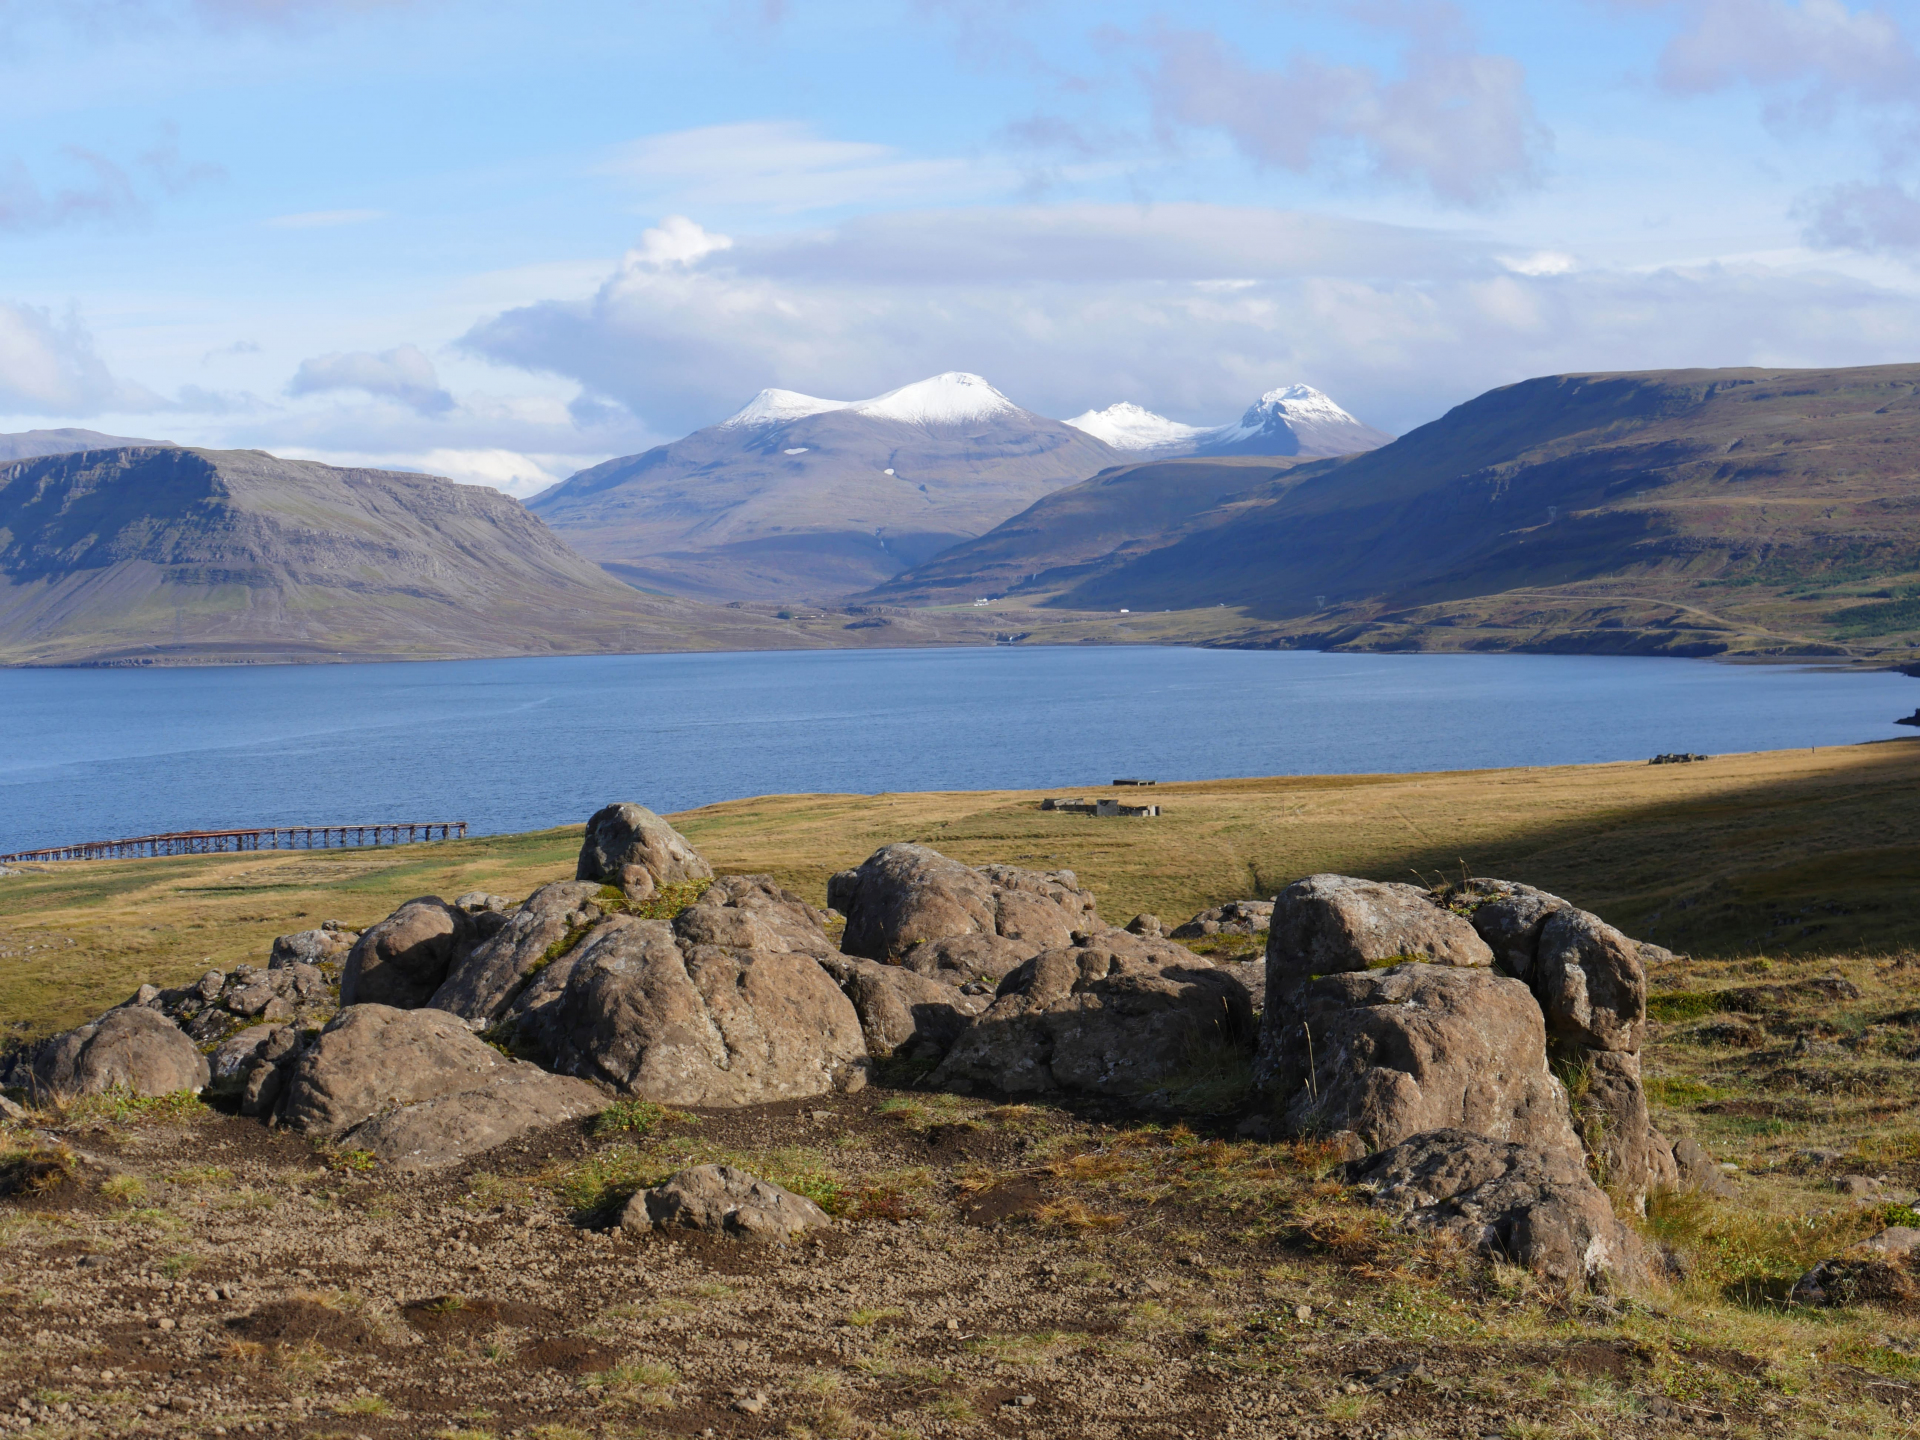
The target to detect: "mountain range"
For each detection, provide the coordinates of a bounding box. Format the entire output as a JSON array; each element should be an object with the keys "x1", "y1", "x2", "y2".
[
  {"x1": 1064, "y1": 385, "x2": 1393, "y2": 459},
  {"x1": 881, "y1": 363, "x2": 1920, "y2": 660},
  {"x1": 528, "y1": 373, "x2": 1389, "y2": 602},
  {"x1": 0, "y1": 446, "x2": 840, "y2": 665}
]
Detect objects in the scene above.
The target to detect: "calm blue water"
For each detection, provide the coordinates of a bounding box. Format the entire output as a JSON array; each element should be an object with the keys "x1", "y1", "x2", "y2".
[{"x1": 0, "y1": 647, "x2": 1912, "y2": 854}]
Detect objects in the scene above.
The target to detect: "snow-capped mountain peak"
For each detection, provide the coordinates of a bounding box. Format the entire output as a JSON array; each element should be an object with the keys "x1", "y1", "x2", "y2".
[
  {"x1": 852, "y1": 372, "x2": 1018, "y2": 426},
  {"x1": 720, "y1": 388, "x2": 853, "y2": 428},
  {"x1": 1060, "y1": 382, "x2": 1392, "y2": 459},
  {"x1": 1229, "y1": 384, "x2": 1354, "y2": 435},
  {"x1": 1063, "y1": 402, "x2": 1206, "y2": 452}
]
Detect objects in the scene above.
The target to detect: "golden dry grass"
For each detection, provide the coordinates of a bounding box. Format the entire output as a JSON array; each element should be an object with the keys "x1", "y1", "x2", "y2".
[{"x1": 2, "y1": 738, "x2": 1917, "y2": 1042}]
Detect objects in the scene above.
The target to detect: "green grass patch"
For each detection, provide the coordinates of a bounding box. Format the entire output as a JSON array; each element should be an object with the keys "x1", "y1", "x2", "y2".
[
  {"x1": 62, "y1": 1089, "x2": 209, "y2": 1126},
  {"x1": 1648, "y1": 991, "x2": 1723, "y2": 1024},
  {"x1": 1644, "y1": 1075, "x2": 1727, "y2": 1107},
  {"x1": 591, "y1": 1100, "x2": 686, "y2": 1138}
]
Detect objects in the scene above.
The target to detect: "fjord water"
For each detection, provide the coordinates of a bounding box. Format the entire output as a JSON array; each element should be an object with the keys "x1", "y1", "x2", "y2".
[{"x1": 0, "y1": 646, "x2": 1911, "y2": 855}]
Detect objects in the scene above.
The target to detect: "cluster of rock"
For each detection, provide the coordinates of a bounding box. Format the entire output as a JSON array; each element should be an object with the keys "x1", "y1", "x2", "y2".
[
  {"x1": 1251, "y1": 872, "x2": 1743, "y2": 1286},
  {"x1": 3, "y1": 799, "x2": 1742, "y2": 1281}
]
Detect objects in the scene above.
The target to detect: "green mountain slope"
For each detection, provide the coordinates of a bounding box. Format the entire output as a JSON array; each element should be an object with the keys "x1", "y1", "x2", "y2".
[
  {"x1": 0, "y1": 446, "x2": 868, "y2": 665},
  {"x1": 863, "y1": 455, "x2": 1307, "y2": 604},
  {"x1": 1025, "y1": 364, "x2": 1920, "y2": 659}
]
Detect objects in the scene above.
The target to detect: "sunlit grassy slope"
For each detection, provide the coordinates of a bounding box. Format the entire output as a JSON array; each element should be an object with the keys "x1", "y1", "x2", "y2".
[{"x1": 2, "y1": 738, "x2": 1916, "y2": 1043}]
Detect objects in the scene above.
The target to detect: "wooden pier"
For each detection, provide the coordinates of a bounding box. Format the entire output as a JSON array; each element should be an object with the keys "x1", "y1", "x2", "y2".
[{"x1": 0, "y1": 822, "x2": 467, "y2": 864}]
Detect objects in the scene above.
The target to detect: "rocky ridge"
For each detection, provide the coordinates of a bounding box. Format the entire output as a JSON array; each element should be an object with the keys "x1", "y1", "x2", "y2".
[{"x1": 4, "y1": 805, "x2": 1738, "y2": 1290}]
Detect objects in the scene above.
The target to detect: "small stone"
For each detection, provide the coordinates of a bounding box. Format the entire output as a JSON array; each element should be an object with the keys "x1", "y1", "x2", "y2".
[
  {"x1": 1294, "y1": 1304, "x2": 1313, "y2": 1323},
  {"x1": 734, "y1": 1392, "x2": 768, "y2": 1415},
  {"x1": 1010, "y1": 1394, "x2": 1036, "y2": 1407},
  {"x1": 946, "y1": 1318, "x2": 960, "y2": 1331}
]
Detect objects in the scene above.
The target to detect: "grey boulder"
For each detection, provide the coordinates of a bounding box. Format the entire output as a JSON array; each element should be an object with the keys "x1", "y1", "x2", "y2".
[
  {"x1": 208, "y1": 1024, "x2": 307, "y2": 1116},
  {"x1": 1460, "y1": 880, "x2": 1572, "y2": 981},
  {"x1": 1533, "y1": 908, "x2": 1647, "y2": 1054},
  {"x1": 622, "y1": 1164, "x2": 830, "y2": 1243},
  {"x1": 1267, "y1": 964, "x2": 1579, "y2": 1158},
  {"x1": 828, "y1": 844, "x2": 1101, "y2": 962},
  {"x1": 1669, "y1": 1133, "x2": 1736, "y2": 1198},
  {"x1": 576, "y1": 803, "x2": 712, "y2": 900},
  {"x1": 340, "y1": 897, "x2": 475, "y2": 1010},
  {"x1": 7, "y1": 1005, "x2": 210, "y2": 1098},
  {"x1": 897, "y1": 933, "x2": 1036, "y2": 987},
  {"x1": 1262, "y1": 876, "x2": 1492, "y2": 1056},
  {"x1": 429, "y1": 880, "x2": 606, "y2": 1025},
  {"x1": 540, "y1": 912, "x2": 868, "y2": 1105},
  {"x1": 277, "y1": 1004, "x2": 601, "y2": 1168},
  {"x1": 817, "y1": 954, "x2": 986, "y2": 1060},
  {"x1": 1349, "y1": 1129, "x2": 1648, "y2": 1288},
  {"x1": 927, "y1": 931, "x2": 1255, "y2": 1104},
  {"x1": 269, "y1": 926, "x2": 358, "y2": 969}
]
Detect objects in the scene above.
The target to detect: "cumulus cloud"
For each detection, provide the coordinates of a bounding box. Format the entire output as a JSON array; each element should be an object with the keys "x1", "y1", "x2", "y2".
[
  {"x1": 273, "y1": 446, "x2": 572, "y2": 499},
  {"x1": 286, "y1": 343, "x2": 454, "y2": 415},
  {"x1": 1624, "y1": 2, "x2": 1920, "y2": 256},
  {"x1": 1641, "y1": 0, "x2": 1918, "y2": 125},
  {"x1": 1136, "y1": 9, "x2": 1549, "y2": 207},
  {"x1": 459, "y1": 205, "x2": 1920, "y2": 439},
  {"x1": 1801, "y1": 179, "x2": 1920, "y2": 253},
  {"x1": 0, "y1": 301, "x2": 162, "y2": 415}
]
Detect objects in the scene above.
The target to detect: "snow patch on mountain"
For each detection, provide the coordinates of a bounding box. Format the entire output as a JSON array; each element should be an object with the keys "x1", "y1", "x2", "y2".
[
  {"x1": 852, "y1": 372, "x2": 1017, "y2": 426},
  {"x1": 721, "y1": 388, "x2": 852, "y2": 428},
  {"x1": 1207, "y1": 385, "x2": 1356, "y2": 444},
  {"x1": 1063, "y1": 402, "x2": 1207, "y2": 452}
]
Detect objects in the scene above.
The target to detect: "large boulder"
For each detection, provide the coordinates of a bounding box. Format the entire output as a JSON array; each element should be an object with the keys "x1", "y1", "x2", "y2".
[
  {"x1": 277, "y1": 1004, "x2": 600, "y2": 1168},
  {"x1": 1573, "y1": 1049, "x2": 1664, "y2": 1204},
  {"x1": 817, "y1": 954, "x2": 987, "y2": 1060},
  {"x1": 829, "y1": 844, "x2": 1101, "y2": 962},
  {"x1": 1460, "y1": 880, "x2": 1571, "y2": 981},
  {"x1": 576, "y1": 803, "x2": 712, "y2": 900},
  {"x1": 673, "y1": 874, "x2": 835, "y2": 958},
  {"x1": 6, "y1": 1005, "x2": 209, "y2": 1099},
  {"x1": 622, "y1": 1164, "x2": 831, "y2": 1243},
  {"x1": 1533, "y1": 909, "x2": 1647, "y2": 1054},
  {"x1": 1262, "y1": 876, "x2": 1492, "y2": 1058},
  {"x1": 269, "y1": 924, "x2": 358, "y2": 969},
  {"x1": 339, "y1": 897, "x2": 474, "y2": 1010},
  {"x1": 1348, "y1": 1129, "x2": 1648, "y2": 1289},
  {"x1": 1266, "y1": 964, "x2": 1578, "y2": 1157},
  {"x1": 927, "y1": 932, "x2": 1255, "y2": 1104},
  {"x1": 540, "y1": 913, "x2": 867, "y2": 1105},
  {"x1": 896, "y1": 933, "x2": 1038, "y2": 987},
  {"x1": 342, "y1": 1066, "x2": 603, "y2": 1173},
  {"x1": 428, "y1": 880, "x2": 607, "y2": 1025}
]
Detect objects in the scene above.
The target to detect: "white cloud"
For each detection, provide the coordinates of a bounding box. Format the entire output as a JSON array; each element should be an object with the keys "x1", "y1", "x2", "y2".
[
  {"x1": 276, "y1": 445, "x2": 576, "y2": 499},
  {"x1": 601, "y1": 121, "x2": 1010, "y2": 213},
  {"x1": 1137, "y1": 12, "x2": 1550, "y2": 208},
  {"x1": 286, "y1": 343, "x2": 453, "y2": 415},
  {"x1": 1801, "y1": 179, "x2": 1920, "y2": 253},
  {"x1": 627, "y1": 215, "x2": 733, "y2": 269},
  {"x1": 266, "y1": 208, "x2": 383, "y2": 228},
  {"x1": 1645, "y1": 0, "x2": 1918, "y2": 121},
  {"x1": 1623, "y1": 1, "x2": 1920, "y2": 257},
  {"x1": 459, "y1": 205, "x2": 1920, "y2": 438},
  {"x1": 0, "y1": 301, "x2": 162, "y2": 415}
]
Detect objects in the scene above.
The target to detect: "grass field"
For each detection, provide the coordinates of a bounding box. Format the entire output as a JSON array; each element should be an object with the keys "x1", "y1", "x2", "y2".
[{"x1": 3, "y1": 738, "x2": 1917, "y2": 1045}]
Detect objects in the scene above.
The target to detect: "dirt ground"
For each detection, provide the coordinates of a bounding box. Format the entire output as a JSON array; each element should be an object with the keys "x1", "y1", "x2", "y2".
[{"x1": 7, "y1": 989, "x2": 1920, "y2": 1440}]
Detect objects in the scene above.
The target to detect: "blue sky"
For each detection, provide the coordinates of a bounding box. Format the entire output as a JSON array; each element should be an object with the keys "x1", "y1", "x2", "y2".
[{"x1": 4, "y1": 0, "x2": 1920, "y2": 495}]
